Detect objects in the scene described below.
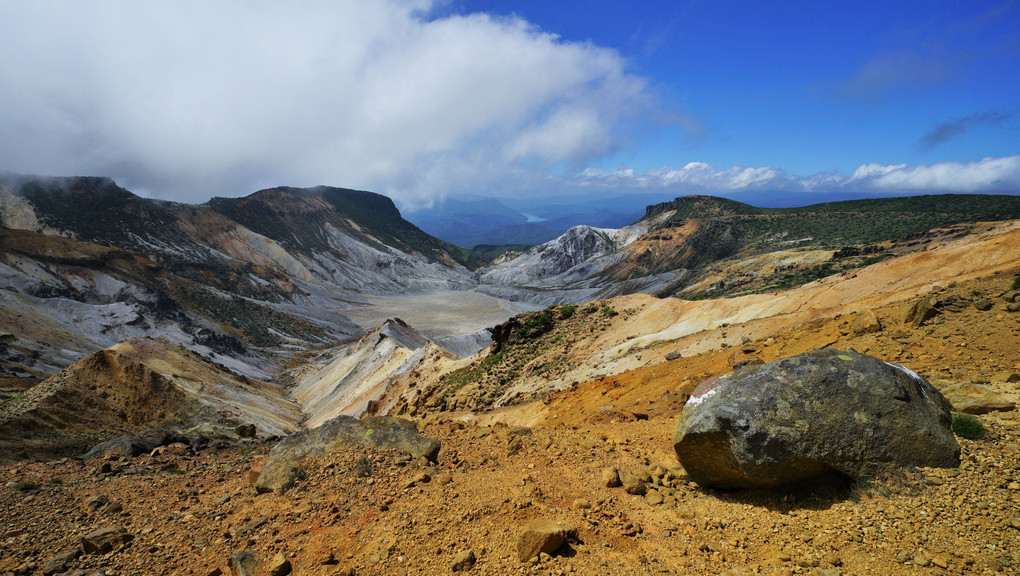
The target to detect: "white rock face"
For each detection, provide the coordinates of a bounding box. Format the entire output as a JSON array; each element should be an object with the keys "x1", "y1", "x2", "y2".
[
  {"x1": 291, "y1": 319, "x2": 430, "y2": 428},
  {"x1": 475, "y1": 217, "x2": 682, "y2": 305}
]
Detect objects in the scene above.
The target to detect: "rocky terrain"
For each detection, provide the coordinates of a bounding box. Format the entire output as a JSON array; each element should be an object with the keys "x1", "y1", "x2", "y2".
[
  {"x1": 2, "y1": 174, "x2": 1020, "y2": 575},
  {"x1": 0, "y1": 268, "x2": 1017, "y2": 576}
]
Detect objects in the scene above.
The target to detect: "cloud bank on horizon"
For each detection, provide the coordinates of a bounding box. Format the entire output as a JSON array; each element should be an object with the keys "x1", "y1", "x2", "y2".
[
  {"x1": 576, "y1": 156, "x2": 1020, "y2": 195},
  {"x1": 0, "y1": 1, "x2": 1017, "y2": 208}
]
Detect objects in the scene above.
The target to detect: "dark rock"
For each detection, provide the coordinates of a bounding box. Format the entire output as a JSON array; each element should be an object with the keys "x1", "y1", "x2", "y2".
[
  {"x1": 674, "y1": 349, "x2": 960, "y2": 490},
  {"x1": 974, "y1": 298, "x2": 994, "y2": 311},
  {"x1": 255, "y1": 415, "x2": 441, "y2": 493},
  {"x1": 82, "y1": 525, "x2": 133, "y2": 554},
  {"x1": 235, "y1": 424, "x2": 257, "y2": 438},
  {"x1": 83, "y1": 429, "x2": 189, "y2": 459},
  {"x1": 42, "y1": 548, "x2": 81, "y2": 575},
  {"x1": 666, "y1": 351, "x2": 683, "y2": 361},
  {"x1": 228, "y1": 550, "x2": 257, "y2": 576}
]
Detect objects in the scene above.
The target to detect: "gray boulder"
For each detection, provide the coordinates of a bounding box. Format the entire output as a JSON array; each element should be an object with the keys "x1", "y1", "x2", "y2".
[
  {"x1": 83, "y1": 429, "x2": 189, "y2": 459},
  {"x1": 256, "y1": 415, "x2": 440, "y2": 493},
  {"x1": 673, "y1": 349, "x2": 960, "y2": 490}
]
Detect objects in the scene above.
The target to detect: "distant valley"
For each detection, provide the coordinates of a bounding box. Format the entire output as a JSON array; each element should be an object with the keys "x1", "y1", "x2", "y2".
[{"x1": 1, "y1": 171, "x2": 1019, "y2": 461}]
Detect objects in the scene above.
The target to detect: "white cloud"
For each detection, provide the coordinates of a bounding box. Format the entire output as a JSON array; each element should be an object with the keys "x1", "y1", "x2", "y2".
[
  {"x1": 573, "y1": 156, "x2": 1020, "y2": 194},
  {"x1": 0, "y1": 0, "x2": 648, "y2": 205},
  {"x1": 847, "y1": 156, "x2": 1020, "y2": 192}
]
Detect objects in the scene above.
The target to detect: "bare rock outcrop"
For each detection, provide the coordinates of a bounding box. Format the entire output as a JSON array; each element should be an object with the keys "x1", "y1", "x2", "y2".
[{"x1": 255, "y1": 416, "x2": 440, "y2": 493}]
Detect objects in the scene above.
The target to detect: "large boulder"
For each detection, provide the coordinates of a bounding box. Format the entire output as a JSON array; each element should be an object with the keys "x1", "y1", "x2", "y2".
[
  {"x1": 673, "y1": 349, "x2": 960, "y2": 490},
  {"x1": 83, "y1": 428, "x2": 189, "y2": 459},
  {"x1": 255, "y1": 415, "x2": 440, "y2": 493}
]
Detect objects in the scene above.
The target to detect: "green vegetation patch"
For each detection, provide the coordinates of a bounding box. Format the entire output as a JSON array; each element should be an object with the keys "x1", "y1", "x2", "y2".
[{"x1": 952, "y1": 413, "x2": 988, "y2": 440}]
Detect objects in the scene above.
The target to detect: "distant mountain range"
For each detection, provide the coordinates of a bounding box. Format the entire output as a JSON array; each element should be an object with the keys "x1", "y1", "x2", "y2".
[{"x1": 2, "y1": 169, "x2": 1020, "y2": 461}]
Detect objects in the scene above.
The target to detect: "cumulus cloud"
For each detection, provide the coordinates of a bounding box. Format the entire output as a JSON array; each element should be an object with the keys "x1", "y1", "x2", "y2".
[
  {"x1": 573, "y1": 156, "x2": 1020, "y2": 194},
  {"x1": 918, "y1": 110, "x2": 1014, "y2": 151},
  {"x1": 0, "y1": 1, "x2": 649, "y2": 205}
]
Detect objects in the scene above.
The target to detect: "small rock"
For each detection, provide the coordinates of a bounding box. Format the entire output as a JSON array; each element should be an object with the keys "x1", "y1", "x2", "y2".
[
  {"x1": 666, "y1": 351, "x2": 682, "y2": 361},
  {"x1": 939, "y1": 382, "x2": 1015, "y2": 414},
  {"x1": 82, "y1": 525, "x2": 133, "y2": 554},
  {"x1": 268, "y1": 551, "x2": 292, "y2": 576},
  {"x1": 601, "y1": 467, "x2": 621, "y2": 488},
  {"x1": 644, "y1": 490, "x2": 664, "y2": 506},
  {"x1": 913, "y1": 553, "x2": 931, "y2": 567},
  {"x1": 83, "y1": 494, "x2": 109, "y2": 511},
  {"x1": 901, "y1": 298, "x2": 938, "y2": 326},
  {"x1": 437, "y1": 473, "x2": 453, "y2": 485},
  {"x1": 621, "y1": 470, "x2": 651, "y2": 495},
  {"x1": 571, "y1": 498, "x2": 590, "y2": 510},
  {"x1": 850, "y1": 309, "x2": 883, "y2": 334},
  {"x1": 42, "y1": 548, "x2": 81, "y2": 576},
  {"x1": 932, "y1": 555, "x2": 949, "y2": 569},
  {"x1": 228, "y1": 550, "x2": 257, "y2": 576},
  {"x1": 895, "y1": 551, "x2": 911, "y2": 563},
  {"x1": 517, "y1": 518, "x2": 569, "y2": 562},
  {"x1": 451, "y1": 548, "x2": 476, "y2": 572},
  {"x1": 974, "y1": 299, "x2": 993, "y2": 311}
]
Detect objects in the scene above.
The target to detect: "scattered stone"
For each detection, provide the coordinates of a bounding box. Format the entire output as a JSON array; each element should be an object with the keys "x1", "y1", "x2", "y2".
[
  {"x1": 402, "y1": 471, "x2": 431, "y2": 490},
  {"x1": 666, "y1": 351, "x2": 682, "y2": 361},
  {"x1": 83, "y1": 494, "x2": 109, "y2": 511},
  {"x1": 932, "y1": 554, "x2": 949, "y2": 569},
  {"x1": 973, "y1": 298, "x2": 993, "y2": 311},
  {"x1": 268, "y1": 551, "x2": 292, "y2": 576},
  {"x1": 901, "y1": 298, "x2": 938, "y2": 326},
  {"x1": 82, "y1": 524, "x2": 133, "y2": 554},
  {"x1": 451, "y1": 548, "x2": 476, "y2": 572},
  {"x1": 620, "y1": 469, "x2": 650, "y2": 495},
  {"x1": 571, "y1": 498, "x2": 590, "y2": 510},
  {"x1": 850, "y1": 309, "x2": 883, "y2": 334},
  {"x1": 42, "y1": 548, "x2": 81, "y2": 576},
  {"x1": 255, "y1": 416, "x2": 441, "y2": 493},
  {"x1": 644, "y1": 489, "x2": 664, "y2": 506},
  {"x1": 938, "y1": 382, "x2": 1016, "y2": 414},
  {"x1": 895, "y1": 551, "x2": 911, "y2": 563},
  {"x1": 674, "y1": 349, "x2": 960, "y2": 489},
  {"x1": 601, "y1": 467, "x2": 621, "y2": 488},
  {"x1": 517, "y1": 518, "x2": 569, "y2": 562},
  {"x1": 991, "y1": 371, "x2": 1020, "y2": 384},
  {"x1": 228, "y1": 550, "x2": 257, "y2": 576},
  {"x1": 727, "y1": 349, "x2": 763, "y2": 369}
]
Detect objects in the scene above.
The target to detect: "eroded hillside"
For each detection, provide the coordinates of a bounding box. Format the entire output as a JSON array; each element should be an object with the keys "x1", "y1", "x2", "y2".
[{"x1": 0, "y1": 249, "x2": 1016, "y2": 576}]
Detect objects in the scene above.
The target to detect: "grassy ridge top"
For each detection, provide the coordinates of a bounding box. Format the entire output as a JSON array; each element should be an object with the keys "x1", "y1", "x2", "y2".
[{"x1": 646, "y1": 194, "x2": 1020, "y2": 249}]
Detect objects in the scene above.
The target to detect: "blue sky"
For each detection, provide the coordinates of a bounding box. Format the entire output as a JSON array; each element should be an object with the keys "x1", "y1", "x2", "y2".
[
  {"x1": 0, "y1": 0, "x2": 1017, "y2": 207},
  {"x1": 453, "y1": 0, "x2": 1020, "y2": 183}
]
